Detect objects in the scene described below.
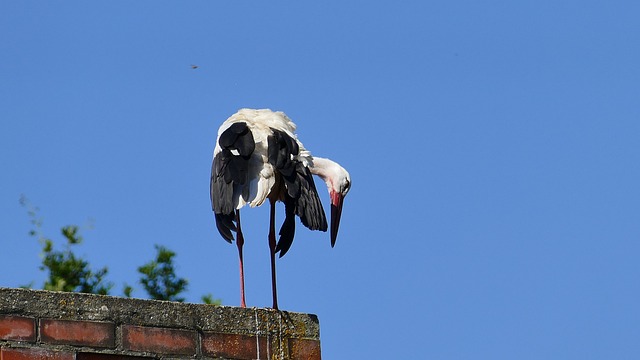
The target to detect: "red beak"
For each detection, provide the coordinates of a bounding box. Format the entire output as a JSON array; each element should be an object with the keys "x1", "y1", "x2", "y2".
[{"x1": 330, "y1": 190, "x2": 344, "y2": 247}]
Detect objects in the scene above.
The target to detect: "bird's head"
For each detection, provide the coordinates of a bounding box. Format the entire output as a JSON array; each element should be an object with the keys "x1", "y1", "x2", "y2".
[{"x1": 310, "y1": 157, "x2": 351, "y2": 247}]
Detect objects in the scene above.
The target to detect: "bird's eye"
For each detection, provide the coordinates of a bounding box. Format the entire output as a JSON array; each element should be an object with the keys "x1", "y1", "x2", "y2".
[{"x1": 343, "y1": 179, "x2": 351, "y2": 194}]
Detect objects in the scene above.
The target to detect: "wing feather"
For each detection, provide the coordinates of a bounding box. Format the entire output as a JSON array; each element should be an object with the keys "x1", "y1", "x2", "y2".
[
  {"x1": 211, "y1": 109, "x2": 326, "y2": 251},
  {"x1": 267, "y1": 128, "x2": 327, "y2": 256},
  {"x1": 210, "y1": 121, "x2": 257, "y2": 241}
]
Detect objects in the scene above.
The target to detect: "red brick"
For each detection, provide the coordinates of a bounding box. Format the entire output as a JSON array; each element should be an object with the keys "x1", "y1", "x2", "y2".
[
  {"x1": 0, "y1": 316, "x2": 36, "y2": 341},
  {"x1": 289, "y1": 338, "x2": 321, "y2": 360},
  {"x1": 76, "y1": 353, "x2": 152, "y2": 360},
  {"x1": 0, "y1": 348, "x2": 74, "y2": 360},
  {"x1": 202, "y1": 332, "x2": 268, "y2": 360},
  {"x1": 121, "y1": 325, "x2": 196, "y2": 356},
  {"x1": 40, "y1": 319, "x2": 115, "y2": 348}
]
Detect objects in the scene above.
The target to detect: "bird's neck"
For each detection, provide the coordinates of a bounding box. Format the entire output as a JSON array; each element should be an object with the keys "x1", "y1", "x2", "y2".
[{"x1": 309, "y1": 157, "x2": 337, "y2": 189}]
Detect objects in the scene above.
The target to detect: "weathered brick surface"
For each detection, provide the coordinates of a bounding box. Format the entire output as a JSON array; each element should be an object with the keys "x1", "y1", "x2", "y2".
[
  {"x1": 121, "y1": 325, "x2": 197, "y2": 356},
  {"x1": 76, "y1": 353, "x2": 153, "y2": 360},
  {"x1": 0, "y1": 288, "x2": 322, "y2": 359},
  {"x1": 0, "y1": 348, "x2": 75, "y2": 360},
  {"x1": 289, "y1": 338, "x2": 321, "y2": 360},
  {"x1": 0, "y1": 316, "x2": 36, "y2": 341},
  {"x1": 202, "y1": 332, "x2": 269, "y2": 360},
  {"x1": 40, "y1": 319, "x2": 115, "y2": 348}
]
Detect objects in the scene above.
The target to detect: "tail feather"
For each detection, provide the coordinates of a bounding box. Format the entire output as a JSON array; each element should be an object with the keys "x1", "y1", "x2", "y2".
[
  {"x1": 215, "y1": 212, "x2": 236, "y2": 243},
  {"x1": 275, "y1": 195, "x2": 296, "y2": 257}
]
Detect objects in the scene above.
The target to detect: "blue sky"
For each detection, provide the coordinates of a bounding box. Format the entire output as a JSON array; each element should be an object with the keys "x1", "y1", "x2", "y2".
[{"x1": 2, "y1": 1, "x2": 640, "y2": 358}]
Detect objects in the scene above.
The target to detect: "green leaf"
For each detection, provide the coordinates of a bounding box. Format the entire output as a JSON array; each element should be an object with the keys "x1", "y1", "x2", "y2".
[
  {"x1": 201, "y1": 293, "x2": 222, "y2": 305},
  {"x1": 138, "y1": 245, "x2": 188, "y2": 302}
]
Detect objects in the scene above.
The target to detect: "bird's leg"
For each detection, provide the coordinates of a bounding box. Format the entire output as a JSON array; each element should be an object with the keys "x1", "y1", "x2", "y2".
[
  {"x1": 236, "y1": 210, "x2": 247, "y2": 308},
  {"x1": 268, "y1": 199, "x2": 279, "y2": 310}
]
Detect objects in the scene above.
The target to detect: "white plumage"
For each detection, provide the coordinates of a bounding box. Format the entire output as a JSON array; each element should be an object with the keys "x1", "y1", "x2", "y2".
[
  {"x1": 210, "y1": 108, "x2": 351, "y2": 309},
  {"x1": 213, "y1": 109, "x2": 313, "y2": 210}
]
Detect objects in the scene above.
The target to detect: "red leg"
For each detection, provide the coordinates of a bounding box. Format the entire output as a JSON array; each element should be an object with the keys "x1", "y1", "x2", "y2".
[
  {"x1": 268, "y1": 199, "x2": 279, "y2": 310},
  {"x1": 236, "y1": 210, "x2": 247, "y2": 308}
]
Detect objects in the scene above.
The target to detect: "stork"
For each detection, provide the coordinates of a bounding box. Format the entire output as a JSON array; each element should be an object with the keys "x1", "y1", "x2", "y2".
[{"x1": 210, "y1": 108, "x2": 351, "y2": 309}]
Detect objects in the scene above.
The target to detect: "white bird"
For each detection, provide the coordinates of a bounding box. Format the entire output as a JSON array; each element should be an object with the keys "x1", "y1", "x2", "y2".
[{"x1": 210, "y1": 108, "x2": 351, "y2": 309}]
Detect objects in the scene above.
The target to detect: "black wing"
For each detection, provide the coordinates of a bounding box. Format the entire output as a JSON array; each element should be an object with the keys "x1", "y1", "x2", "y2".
[
  {"x1": 268, "y1": 128, "x2": 328, "y2": 257},
  {"x1": 210, "y1": 122, "x2": 255, "y2": 243}
]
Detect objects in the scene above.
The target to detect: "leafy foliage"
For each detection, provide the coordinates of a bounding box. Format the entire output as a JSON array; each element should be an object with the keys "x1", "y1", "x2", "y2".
[
  {"x1": 123, "y1": 284, "x2": 134, "y2": 298},
  {"x1": 138, "y1": 245, "x2": 189, "y2": 302},
  {"x1": 20, "y1": 196, "x2": 112, "y2": 294},
  {"x1": 41, "y1": 225, "x2": 112, "y2": 294},
  {"x1": 19, "y1": 196, "x2": 219, "y2": 304},
  {"x1": 201, "y1": 293, "x2": 222, "y2": 305}
]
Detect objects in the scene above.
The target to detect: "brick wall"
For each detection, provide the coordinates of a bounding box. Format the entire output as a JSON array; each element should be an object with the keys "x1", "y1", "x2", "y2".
[{"x1": 0, "y1": 288, "x2": 321, "y2": 360}]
